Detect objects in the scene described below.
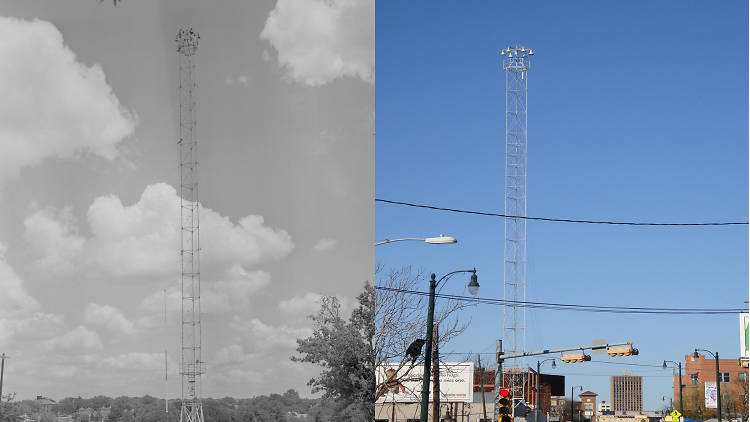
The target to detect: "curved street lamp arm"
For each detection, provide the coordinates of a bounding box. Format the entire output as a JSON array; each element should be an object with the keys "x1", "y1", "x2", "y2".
[
  {"x1": 695, "y1": 348, "x2": 716, "y2": 359},
  {"x1": 433, "y1": 268, "x2": 477, "y2": 288}
]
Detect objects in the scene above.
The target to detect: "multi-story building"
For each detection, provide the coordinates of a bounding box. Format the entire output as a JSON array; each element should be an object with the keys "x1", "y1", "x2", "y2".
[
  {"x1": 610, "y1": 375, "x2": 642, "y2": 412},
  {"x1": 674, "y1": 353, "x2": 748, "y2": 414},
  {"x1": 579, "y1": 391, "x2": 598, "y2": 422},
  {"x1": 597, "y1": 402, "x2": 611, "y2": 414}
]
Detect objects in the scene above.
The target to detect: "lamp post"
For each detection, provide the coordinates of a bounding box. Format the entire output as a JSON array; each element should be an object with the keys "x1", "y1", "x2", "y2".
[
  {"x1": 375, "y1": 234, "x2": 457, "y2": 246},
  {"x1": 570, "y1": 385, "x2": 582, "y2": 422},
  {"x1": 663, "y1": 360, "x2": 683, "y2": 415},
  {"x1": 419, "y1": 269, "x2": 479, "y2": 422},
  {"x1": 694, "y1": 349, "x2": 721, "y2": 422},
  {"x1": 536, "y1": 358, "x2": 556, "y2": 422}
]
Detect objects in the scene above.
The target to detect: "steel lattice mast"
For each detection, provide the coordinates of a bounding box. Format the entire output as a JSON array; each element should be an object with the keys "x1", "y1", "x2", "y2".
[
  {"x1": 176, "y1": 27, "x2": 204, "y2": 422},
  {"x1": 501, "y1": 44, "x2": 532, "y2": 404}
]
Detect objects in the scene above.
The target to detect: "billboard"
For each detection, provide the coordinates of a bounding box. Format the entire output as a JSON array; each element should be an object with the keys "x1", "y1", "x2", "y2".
[
  {"x1": 704, "y1": 381, "x2": 717, "y2": 408},
  {"x1": 375, "y1": 362, "x2": 474, "y2": 403},
  {"x1": 741, "y1": 313, "x2": 749, "y2": 359}
]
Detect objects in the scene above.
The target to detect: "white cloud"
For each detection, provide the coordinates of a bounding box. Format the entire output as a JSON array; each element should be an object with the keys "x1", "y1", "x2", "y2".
[
  {"x1": 0, "y1": 16, "x2": 136, "y2": 183},
  {"x1": 260, "y1": 0, "x2": 374, "y2": 86},
  {"x1": 313, "y1": 237, "x2": 337, "y2": 252},
  {"x1": 45, "y1": 325, "x2": 103, "y2": 352},
  {"x1": 24, "y1": 207, "x2": 85, "y2": 273},
  {"x1": 140, "y1": 266, "x2": 272, "y2": 317},
  {"x1": 278, "y1": 292, "x2": 322, "y2": 316},
  {"x1": 230, "y1": 316, "x2": 313, "y2": 352},
  {"x1": 24, "y1": 183, "x2": 294, "y2": 279},
  {"x1": 225, "y1": 75, "x2": 249, "y2": 87},
  {"x1": 83, "y1": 303, "x2": 136, "y2": 335},
  {"x1": 0, "y1": 242, "x2": 41, "y2": 317}
]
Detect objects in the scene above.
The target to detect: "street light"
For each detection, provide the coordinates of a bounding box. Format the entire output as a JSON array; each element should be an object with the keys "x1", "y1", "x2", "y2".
[
  {"x1": 419, "y1": 269, "x2": 479, "y2": 422},
  {"x1": 536, "y1": 358, "x2": 556, "y2": 422},
  {"x1": 663, "y1": 360, "x2": 684, "y2": 415},
  {"x1": 571, "y1": 385, "x2": 582, "y2": 422},
  {"x1": 695, "y1": 348, "x2": 722, "y2": 422},
  {"x1": 375, "y1": 234, "x2": 457, "y2": 246}
]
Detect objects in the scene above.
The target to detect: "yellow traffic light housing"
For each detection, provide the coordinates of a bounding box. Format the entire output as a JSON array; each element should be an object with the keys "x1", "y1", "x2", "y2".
[
  {"x1": 560, "y1": 352, "x2": 591, "y2": 363},
  {"x1": 607, "y1": 346, "x2": 639, "y2": 357}
]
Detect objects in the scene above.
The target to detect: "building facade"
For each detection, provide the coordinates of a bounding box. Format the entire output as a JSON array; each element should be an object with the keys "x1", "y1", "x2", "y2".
[
  {"x1": 579, "y1": 391, "x2": 598, "y2": 422},
  {"x1": 610, "y1": 375, "x2": 642, "y2": 412},
  {"x1": 673, "y1": 353, "x2": 749, "y2": 416}
]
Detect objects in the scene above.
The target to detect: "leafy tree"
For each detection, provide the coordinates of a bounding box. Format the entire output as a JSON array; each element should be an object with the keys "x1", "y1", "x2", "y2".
[{"x1": 293, "y1": 283, "x2": 375, "y2": 420}]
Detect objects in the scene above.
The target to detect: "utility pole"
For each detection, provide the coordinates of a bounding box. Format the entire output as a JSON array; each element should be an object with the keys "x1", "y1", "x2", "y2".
[
  {"x1": 0, "y1": 353, "x2": 7, "y2": 403},
  {"x1": 432, "y1": 325, "x2": 440, "y2": 422},
  {"x1": 478, "y1": 354, "x2": 487, "y2": 421}
]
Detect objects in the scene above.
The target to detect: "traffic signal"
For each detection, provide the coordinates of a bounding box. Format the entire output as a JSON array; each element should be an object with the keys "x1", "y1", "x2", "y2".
[
  {"x1": 560, "y1": 352, "x2": 591, "y2": 363},
  {"x1": 499, "y1": 388, "x2": 513, "y2": 422},
  {"x1": 607, "y1": 346, "x2": 638, "y2": 357}
]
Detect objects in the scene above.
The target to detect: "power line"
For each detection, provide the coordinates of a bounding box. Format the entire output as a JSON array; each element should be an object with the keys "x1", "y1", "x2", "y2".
[
  {"x1": 375, "y1": 286, "x2": 745, "y2": 314},
  {"x1": 375, "y1": 198, "x2": 748, "y2": 226}
]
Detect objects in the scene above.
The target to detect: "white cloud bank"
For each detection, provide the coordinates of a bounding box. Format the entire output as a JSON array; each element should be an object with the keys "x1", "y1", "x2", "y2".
[
  {"x1": 0, "y1": 16, "x2": 136, "y2": 183},
  {"x1": 83, "y1": 303, "x2": 136, "y2": 335},
  {"x1": 24, "y1": 183, "x2": 294, "y2": 279},
  {"x1": 260, "y1": 0, "x2": 374, "y2": 86}
]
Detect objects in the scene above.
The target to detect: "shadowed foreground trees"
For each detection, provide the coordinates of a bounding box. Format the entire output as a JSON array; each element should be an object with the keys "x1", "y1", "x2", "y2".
[{"x1": 293, "y1": 284, "x2": 375, "y2": 420}]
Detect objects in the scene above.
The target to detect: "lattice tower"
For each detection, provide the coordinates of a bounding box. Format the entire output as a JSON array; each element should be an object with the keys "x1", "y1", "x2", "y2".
[
  {"x1": 177, "y1": 27, "x2": 204, "y2": 422},
  {"x1": 502, "y1": 44, "x2": 532, "y2": 401}
]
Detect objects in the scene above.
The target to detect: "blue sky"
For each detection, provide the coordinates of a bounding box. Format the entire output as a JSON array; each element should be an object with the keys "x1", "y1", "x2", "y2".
[{"x1": 375, "y1": 2, "x2": 748, "y2": 411}]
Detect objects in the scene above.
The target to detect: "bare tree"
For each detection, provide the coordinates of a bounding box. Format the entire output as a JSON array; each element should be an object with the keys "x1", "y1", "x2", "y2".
[{"x1": 374, "y1": 264, "x2": 475, "y2": 400}]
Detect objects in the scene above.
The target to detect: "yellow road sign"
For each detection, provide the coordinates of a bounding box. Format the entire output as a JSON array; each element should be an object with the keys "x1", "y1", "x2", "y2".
[{"x1": 670, "y1": 410, "x2": 682, "y2": 419}]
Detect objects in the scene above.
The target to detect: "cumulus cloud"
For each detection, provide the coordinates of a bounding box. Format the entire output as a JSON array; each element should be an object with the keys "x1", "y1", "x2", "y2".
[
  {"x1": 313, "y1": 237, "x2": 337, "y2": 252},
  {"x1": 260, "y1": 0, "x2": 374, "y2": 86},
  {"x1": 83, "y1": 303, "x2": 136, "y2": 335},
  {"x1": 230, "y1": 316, "x2": 313, "y2": 352},
  {"x1": 45, "y1": 325, "x2": 103, "y2": 352},
  {"x1": 278, "y1": 292, "x2": 322, "y2": 316},
  {"x1": 24, "y1": 207, "x2": 85, "y2": 273},
  {"x1": 24, "y1": 183, "x2": 294, "y2": 279},
  {"x1": 0, "y1": 16, "x2": 137, "y2": 183},
  {"x1": 140, "y1": 266, "x2": 272, "y2": 316},
  {"x1": 0, "y1": 242, "x2": 41, "y2": 317}
]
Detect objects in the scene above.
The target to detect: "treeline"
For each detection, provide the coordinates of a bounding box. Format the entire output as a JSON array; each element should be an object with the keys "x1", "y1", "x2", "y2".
[{"x1": 2, "y1": 390, "x2": 338, "y2": 422}]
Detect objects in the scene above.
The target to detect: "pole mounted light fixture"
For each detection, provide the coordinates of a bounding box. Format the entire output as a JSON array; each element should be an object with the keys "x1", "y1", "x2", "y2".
[
  {"x1": 375, "y1": 234, "x2": 457, "y2": 246},
  {"x1": 695, "y1": 348, "x2": 722, "y2": 422},
  {"x1": 419, "y1": 268, "x2": 479, "y2": 422}
]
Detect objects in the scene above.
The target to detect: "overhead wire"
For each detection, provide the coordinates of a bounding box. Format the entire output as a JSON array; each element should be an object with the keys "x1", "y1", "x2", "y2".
[
  {"x1": 375, "y1": 286, "x2": 744, "y2": 315},
  {"x1": 375, "y1": 198, "x2": 748, "y2": 226}
]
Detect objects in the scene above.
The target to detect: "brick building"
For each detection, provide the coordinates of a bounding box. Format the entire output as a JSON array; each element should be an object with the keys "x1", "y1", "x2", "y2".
[
  {"x1": 579, "y1": 391, "x2": 597, "y2": 422},
  {"x1": 674, "y1": 353, "x2": 748, "y2": 412},
  {"x1": 611, "y1": 375, "x2": 642, "y2": 412}
]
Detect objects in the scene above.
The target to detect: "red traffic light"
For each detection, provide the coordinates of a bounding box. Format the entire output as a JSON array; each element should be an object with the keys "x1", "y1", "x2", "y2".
[{"x1": 500, "y1": 388, "x2": 510, "y2": 398}]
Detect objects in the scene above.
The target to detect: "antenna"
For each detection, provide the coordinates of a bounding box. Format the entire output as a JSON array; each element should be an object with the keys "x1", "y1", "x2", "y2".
[{"x1": 176, "y1": 27, "x2": 204, "y2": 422}]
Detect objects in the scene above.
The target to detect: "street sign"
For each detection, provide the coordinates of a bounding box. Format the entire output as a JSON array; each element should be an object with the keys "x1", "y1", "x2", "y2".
[{"x1": 671, "y1": 410, "x2": 682, "y2": 419}]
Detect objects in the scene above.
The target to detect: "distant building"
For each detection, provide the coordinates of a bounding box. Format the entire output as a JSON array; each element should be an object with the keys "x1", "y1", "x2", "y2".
[
  {"x1": 579, "y1": 391, "x2": 598, "y2": 422},
  {"x1": 597, "y1": 402, "x2": 612, "y2": 414},
  {"x1": 610, "y1": 375, "x2": 642, "y2": 412},
  {"x1": 35, "y1": 396, "x2": 57, "y2": 413}
]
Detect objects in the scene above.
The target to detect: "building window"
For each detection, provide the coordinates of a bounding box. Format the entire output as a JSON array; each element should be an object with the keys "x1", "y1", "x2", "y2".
[
  {"x1": 690, "y1": 374, "x2": 698, "y2": 386},
  {"x1": 720, "y1": 372, "x2": 730, "y2": 382},
  {"x1": 739, "y1": 373, "x2": 747, "y2": 381}
]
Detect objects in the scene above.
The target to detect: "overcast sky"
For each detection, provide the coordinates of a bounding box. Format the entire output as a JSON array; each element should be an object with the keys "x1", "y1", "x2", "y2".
[{"x1": 0, "y1": 0, "x2": 373, "y2": 400}]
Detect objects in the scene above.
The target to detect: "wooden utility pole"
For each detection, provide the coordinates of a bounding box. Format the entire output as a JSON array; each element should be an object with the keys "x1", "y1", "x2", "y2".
[{"x1": 478, "y1": 354, "x2": 487, "y2": 421}]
